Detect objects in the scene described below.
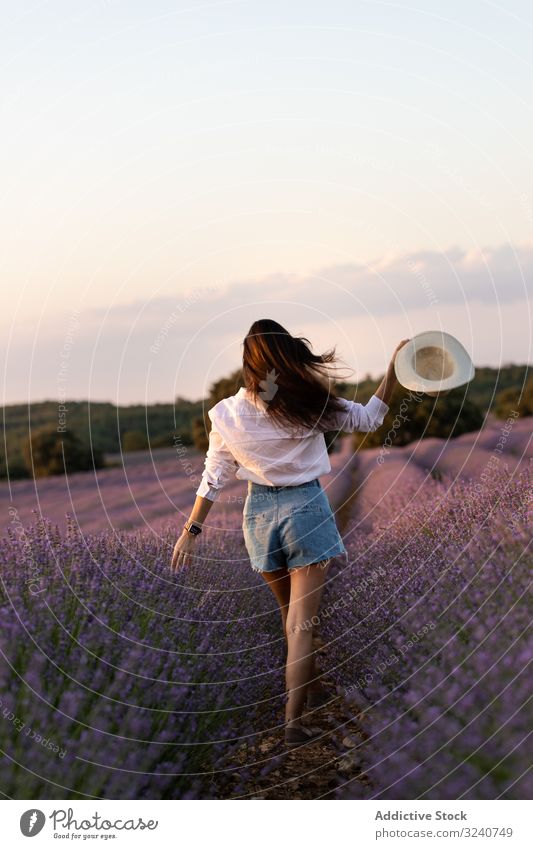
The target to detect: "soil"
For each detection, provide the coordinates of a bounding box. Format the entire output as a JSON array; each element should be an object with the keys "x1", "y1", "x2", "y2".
[{"x1": 209, "y1": 636, "x2": 373, "y2": 800}]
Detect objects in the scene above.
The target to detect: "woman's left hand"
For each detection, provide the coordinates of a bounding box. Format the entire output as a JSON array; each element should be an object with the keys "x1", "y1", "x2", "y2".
[{"x1": 170, "y1": 530, "x2": 198, "y2": 572}]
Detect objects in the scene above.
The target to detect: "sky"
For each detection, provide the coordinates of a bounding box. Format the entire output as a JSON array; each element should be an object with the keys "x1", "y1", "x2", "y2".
[{"x1": 2, "y1": 0, "x2": 532, "y2": 404}]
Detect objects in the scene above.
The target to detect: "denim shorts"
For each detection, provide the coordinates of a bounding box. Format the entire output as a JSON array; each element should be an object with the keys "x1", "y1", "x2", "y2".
[{"x1": 242, "y1": 478, "x2": 348, "y2": 574}]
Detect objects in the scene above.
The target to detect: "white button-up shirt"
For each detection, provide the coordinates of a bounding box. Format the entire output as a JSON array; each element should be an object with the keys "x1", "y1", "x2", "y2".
[{"x1": 195, "y1": 387, "x2": 389, "y2": 501}]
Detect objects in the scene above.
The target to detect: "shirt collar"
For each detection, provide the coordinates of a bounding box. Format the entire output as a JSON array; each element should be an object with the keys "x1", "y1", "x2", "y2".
[{"x1": 237, "y1": 386, "x2": 267, "y2": 409}]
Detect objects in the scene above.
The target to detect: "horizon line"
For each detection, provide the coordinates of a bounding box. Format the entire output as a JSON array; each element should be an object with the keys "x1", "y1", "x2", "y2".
[{"x1": 4, "y1": 360, "x2": 531, "y2": 410}]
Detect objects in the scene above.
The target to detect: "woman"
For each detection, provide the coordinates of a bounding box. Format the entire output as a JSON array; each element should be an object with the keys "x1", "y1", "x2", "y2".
[{"x1": 171, "y1": 319, "x2": 409, "y2": 746}]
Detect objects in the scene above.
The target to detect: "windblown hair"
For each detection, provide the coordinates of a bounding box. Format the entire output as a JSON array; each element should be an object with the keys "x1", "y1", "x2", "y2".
[{"x1": 242, "y1": 319, "x2": 352, "y2": 433}]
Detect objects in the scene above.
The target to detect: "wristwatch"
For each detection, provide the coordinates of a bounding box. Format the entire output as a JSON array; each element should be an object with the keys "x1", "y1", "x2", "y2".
[{"x1": 184, "y1": 521, "x2": 202, "y2": 536}]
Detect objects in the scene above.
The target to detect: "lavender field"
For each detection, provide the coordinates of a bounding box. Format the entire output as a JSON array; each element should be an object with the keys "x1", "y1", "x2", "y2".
[
  {"x1": 1, "y1": 414, "x2": 531, "y2": 799},
  {"x1": 1, "y1": 435, "x2": 359, "y2": 535},
  {"x1": 325, "y1": 461, "x2": 532, "y2": 799}
]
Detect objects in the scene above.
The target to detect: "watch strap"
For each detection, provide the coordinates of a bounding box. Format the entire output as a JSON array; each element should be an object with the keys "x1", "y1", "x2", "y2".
[{"x1": 184, "y1": 521, "x2": 202, "y2": 535}]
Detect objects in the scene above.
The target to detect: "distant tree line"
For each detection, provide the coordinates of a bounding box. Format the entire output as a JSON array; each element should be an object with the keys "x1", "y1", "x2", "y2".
[
  {"x1": 352, "y1": 385, "x2": 483, "y2": 451},
  {"x1": 1, "y1": 398, "x2": 201, "y2": 479}
]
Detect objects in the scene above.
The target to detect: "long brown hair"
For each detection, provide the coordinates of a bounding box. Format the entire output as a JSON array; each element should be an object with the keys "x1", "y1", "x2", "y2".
[{"x1": 241, "y1": 319, "x2": 351, "y2": 433}]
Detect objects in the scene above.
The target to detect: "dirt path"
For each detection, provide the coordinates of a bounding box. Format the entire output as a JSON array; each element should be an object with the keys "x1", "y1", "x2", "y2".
[{"x1": 218, "y1": 668, "x2": 370, "y2": 798}]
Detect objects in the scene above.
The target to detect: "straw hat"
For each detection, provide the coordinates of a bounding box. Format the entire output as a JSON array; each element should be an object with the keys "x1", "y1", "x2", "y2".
[{"x1": 394, "y1": 331, "x2": 475, "y2": 397}]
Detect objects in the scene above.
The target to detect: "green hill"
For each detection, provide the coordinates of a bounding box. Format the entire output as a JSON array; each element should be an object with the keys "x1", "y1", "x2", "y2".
[{"x1": 1, "y1": 398, "x2": 203, "y2": 479}]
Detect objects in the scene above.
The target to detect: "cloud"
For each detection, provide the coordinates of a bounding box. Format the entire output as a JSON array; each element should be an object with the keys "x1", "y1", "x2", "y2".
[
  {"x1": 83, "y1": 241, "x2": 533, "y2": 335},
  {"x1": 315, "y1": 242, "x2": 532, "y2": 316},
  {"x1": 3, "y1": 242, "x2": 532, "y2": 404}
]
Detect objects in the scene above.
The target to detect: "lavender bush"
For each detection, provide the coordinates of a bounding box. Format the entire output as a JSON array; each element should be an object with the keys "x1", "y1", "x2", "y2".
[
  {"x1": 322, "y1": 461, "x2": 532, "y2": 799},
  {"x1": 0, "y1": 516, "x2": 286, "y2": 799},
  {"x1": 1, "y1": 454, "x2": 530, "y2": 800}
]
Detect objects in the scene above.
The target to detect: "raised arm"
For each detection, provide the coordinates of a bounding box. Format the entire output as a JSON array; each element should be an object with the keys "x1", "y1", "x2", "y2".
[
  {"x1": 331, "y1": 339, "x2": 410, "y2": 433},
  {"x1": 373, "y1": 339, "x2": 410, "y2": 407}
]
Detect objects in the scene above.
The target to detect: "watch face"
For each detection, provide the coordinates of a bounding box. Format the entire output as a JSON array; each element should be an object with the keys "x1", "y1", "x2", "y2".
[{"x1": 188, "y1": 524, "x2": 201, "y2": 535}]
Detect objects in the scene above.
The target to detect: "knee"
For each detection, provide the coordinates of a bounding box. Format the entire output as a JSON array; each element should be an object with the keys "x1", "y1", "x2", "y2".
[{"x1": 286, "y1": 611, "x2": 318, "y2": 638}]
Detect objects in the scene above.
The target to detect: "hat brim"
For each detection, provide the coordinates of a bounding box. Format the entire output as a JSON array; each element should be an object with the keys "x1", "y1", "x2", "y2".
[{"x1": 394, "y1": 331, "x2": 475, "y2": 394}]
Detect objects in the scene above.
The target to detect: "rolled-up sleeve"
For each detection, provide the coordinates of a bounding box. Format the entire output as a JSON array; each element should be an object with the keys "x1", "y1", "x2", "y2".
[
  {"x1": 195, "y1": 420, "x2": 239, "y2": 502},
  {"x1": 333, "y1": 393, "x2": 390, "y2": 433}
]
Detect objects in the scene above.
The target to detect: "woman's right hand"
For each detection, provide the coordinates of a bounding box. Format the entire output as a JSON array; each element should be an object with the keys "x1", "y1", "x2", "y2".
[{"x1": 390, "y1": 338, "x2": 410, "y2": 367}]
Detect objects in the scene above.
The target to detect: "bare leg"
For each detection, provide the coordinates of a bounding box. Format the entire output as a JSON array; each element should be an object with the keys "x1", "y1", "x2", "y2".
[
  {"x1": 284, "y1": 562, "x2": 329, "y2": 727},
  {"x1": 260, "y1": 567, "x2": 291, "y2": 634},
  {"x1": 260, "y1": 568, "x2": 324, "y2": 697}
]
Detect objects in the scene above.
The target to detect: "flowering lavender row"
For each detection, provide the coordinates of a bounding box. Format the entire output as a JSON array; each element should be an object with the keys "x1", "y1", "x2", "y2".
[
  {"x1": 0, "y1": 516, "x2": 286, "y2": 799},
  {"x1": 322, "y1": 461, "x2": 532, "y2": 799},
  {"x1": 0, "y1": 429, "x2": 356, "y2": 534}
]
